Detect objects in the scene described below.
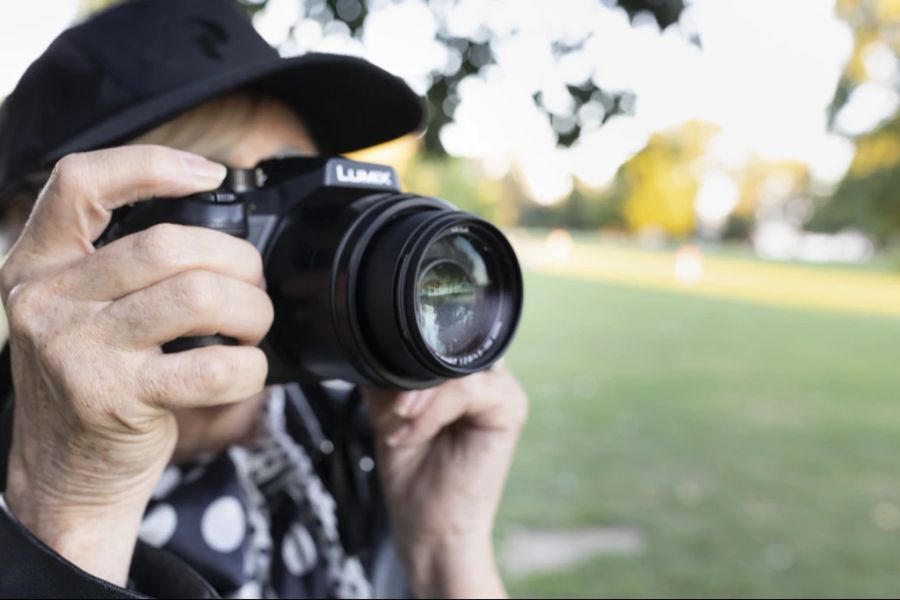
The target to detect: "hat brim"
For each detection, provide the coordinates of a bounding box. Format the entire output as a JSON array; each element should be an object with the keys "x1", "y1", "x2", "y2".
[{"x1": 42, "y1": 52, "x2": 425, "y2": 165}]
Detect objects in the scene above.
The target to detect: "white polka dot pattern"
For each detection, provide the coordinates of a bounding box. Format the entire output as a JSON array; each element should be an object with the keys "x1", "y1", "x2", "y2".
[
  {"x1": 152, "y1": 466, "x2": 181, "y2": 500},
  {"x1": 201, "y1": 496, "x2": 246, "y2": 553},
  {"x1": 282, "y1": 523, "x2": 318, "y2": 576},
  {"x1": 139, "y1": 503, "x2": 177, "y2": 547}
]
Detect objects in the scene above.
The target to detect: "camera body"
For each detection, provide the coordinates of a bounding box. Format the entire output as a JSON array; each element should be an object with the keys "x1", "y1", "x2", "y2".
[{"x1": 102, "y1": 156, "x2": 522, "y2": 390}]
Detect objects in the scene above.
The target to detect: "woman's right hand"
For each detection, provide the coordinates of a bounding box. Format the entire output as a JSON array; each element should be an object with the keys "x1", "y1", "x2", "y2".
[{"x1": 0, "y1": 146, "x2": 273, "y2": 586}]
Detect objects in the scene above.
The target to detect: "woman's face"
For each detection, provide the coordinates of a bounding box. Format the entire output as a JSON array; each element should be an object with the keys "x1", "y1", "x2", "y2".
[{"x1": 170, "y1": 97, "x2": 316, "y2": 462}]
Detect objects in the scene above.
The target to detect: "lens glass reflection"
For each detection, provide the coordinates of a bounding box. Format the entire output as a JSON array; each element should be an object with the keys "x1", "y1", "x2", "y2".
[{"x1": 414, "y1": 234, "x2": 494, "y2": 358}]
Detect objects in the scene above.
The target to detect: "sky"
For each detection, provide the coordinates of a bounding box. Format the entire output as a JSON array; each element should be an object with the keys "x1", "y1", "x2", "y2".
[{"x1": 1, "y1": 0, "x2": 896, "y2": 209}]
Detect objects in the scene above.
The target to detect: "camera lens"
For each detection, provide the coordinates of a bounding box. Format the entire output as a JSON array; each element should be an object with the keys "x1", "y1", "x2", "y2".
[
  {"x1": 265, "y1": 192, "x2": 522, "y2": 389},
  {"x1": 415, "y1": 237, "x2": 491, "y2": 359},
  {"x1": 353, "y1": 206, "x2": 522, "y2": 385}
]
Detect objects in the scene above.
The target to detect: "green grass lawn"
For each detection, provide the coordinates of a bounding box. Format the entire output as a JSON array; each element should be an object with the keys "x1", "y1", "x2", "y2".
[{"x1": 500, "y1": 268, "x2": 900, "y2": 598}]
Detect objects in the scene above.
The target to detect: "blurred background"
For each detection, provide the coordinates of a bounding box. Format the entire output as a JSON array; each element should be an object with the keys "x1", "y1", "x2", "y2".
[{"x1": 2, "y1": 0, "x2": 900, "y2": 596}]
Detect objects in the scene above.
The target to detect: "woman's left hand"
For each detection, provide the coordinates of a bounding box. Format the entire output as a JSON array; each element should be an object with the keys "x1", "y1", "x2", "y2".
[{"x1": 361, "y1": 364, "x2": 528, "y2": 599}]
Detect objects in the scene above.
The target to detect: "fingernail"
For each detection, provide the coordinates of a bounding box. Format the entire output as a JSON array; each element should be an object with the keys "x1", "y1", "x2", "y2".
[
  {"x1": 386, "y1": 422, "x2": 413, "y2": 447},
  {"x1": 181, "y1": 152, "x2": 227, "y2": 185},
  {"x1": 394, "y1": 393, "x2": 419, "y2": 417}
]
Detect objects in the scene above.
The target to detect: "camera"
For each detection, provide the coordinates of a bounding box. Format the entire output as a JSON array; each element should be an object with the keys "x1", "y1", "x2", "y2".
[{"x1": 101, "y1": 156, "x2": 523, "y2": 389}]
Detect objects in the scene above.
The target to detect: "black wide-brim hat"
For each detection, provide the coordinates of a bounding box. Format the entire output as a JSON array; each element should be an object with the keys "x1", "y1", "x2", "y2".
[{"x1": 0, "y1": 0, "x2": 425, "y2": 202}]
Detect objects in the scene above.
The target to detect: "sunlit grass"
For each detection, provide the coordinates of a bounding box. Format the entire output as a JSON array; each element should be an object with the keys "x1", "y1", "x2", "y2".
[
  {"x1": 500, "y1": 257, "x2": 900, "y2": 597},
  {"x1": 509, "y1": 231, "x2": 900, "y2": 318}
]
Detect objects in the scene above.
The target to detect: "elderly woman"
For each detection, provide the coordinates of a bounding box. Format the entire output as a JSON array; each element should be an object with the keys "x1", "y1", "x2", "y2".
[{"x1": 0, "y1": 1, "x2": 527, "y2": 598}]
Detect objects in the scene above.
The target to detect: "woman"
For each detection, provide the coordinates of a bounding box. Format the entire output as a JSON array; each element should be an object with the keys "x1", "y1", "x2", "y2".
[{"x1": 0, "y1": 1, "x2": 527, "y2": 598}]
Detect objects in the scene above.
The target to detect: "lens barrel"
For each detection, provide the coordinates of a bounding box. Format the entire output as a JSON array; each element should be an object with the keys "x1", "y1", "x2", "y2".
[
  {"x1": 265, "y1": 193, "x2": 522, "y2": 389},
  {"x1": 361, "y1": 208, "x2": 521, "y2": 380}
]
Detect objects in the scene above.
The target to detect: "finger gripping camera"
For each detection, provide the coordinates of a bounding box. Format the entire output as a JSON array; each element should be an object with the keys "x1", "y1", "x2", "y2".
[{"x1": 102, "y1": 157, "x2": 523, "y2": 390}]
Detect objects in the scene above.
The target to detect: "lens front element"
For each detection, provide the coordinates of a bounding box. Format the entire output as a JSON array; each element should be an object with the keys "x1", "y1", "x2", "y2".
[
  {"x1": 415, "y1": 234, "x2": 492, "y2": 358},
  {"x1": 352, "y1": 200, "x2": 523, "y2": 387}
]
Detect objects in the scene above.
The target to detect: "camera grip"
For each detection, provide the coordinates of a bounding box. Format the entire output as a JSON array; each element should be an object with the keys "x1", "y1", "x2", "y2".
[{"x1": 102, "y1": 189, "x2": 249, "y2": 355}]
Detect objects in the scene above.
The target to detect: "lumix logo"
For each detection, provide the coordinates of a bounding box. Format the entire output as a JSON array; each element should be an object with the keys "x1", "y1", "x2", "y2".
[{"x1": 335, "y1": 164, "x2": 393, "y2": 186}]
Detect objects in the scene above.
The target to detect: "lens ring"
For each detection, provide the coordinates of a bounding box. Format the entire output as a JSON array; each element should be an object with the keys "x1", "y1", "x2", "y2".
[{"x1": 398, "y1": 215, "x2": 522, "y2": 376}]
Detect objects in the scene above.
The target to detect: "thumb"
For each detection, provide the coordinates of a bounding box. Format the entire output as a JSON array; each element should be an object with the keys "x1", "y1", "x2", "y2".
[{"x1": 8, "y1": 145, "x2": 225, "y2": 280}]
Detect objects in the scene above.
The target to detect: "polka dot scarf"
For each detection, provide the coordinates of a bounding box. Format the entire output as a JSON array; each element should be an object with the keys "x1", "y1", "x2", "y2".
[{"x1": 138, "y1": 385, "x2": 374, "y2": 599}]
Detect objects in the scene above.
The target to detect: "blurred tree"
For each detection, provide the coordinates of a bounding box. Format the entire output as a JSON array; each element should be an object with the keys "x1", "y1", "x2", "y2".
[
  {"x1": 734, "y1": 158, "x2": 811, "y2": 221},
  {"x1": 83, "y1": 0, "x2": 698, "y2": 227},
  {"x1": 517, "y1": 120, "x2": 720, "y2": 236},
  {"x1": 236, "y1": 0, "x2": 691, "y2": 155},
  {"x1": 810, "y1": 114, "x2": 900, "y2": 243},
  {"x1": 615, "y1": 120, "x2": 717, "y2": 238},
  {"x1": 813, "y1": 0, "x2": 900, "y2": 243},
  {"x1": 826, "y1": 0, "x2": 899, "y2": 126},
  {"x1": 401, "y1": 155, "x2": 521, "y2": 225},
  {"x1": 518, "y1": 183, "x2": 625, "y2": 231}
]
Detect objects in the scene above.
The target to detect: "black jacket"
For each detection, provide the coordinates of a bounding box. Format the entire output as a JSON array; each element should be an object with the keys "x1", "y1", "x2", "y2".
[{"x1": 0, "y1": 347, "x2": 405, "y2": 598}]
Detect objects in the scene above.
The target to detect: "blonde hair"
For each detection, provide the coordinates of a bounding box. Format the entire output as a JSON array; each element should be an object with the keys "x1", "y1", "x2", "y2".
[{"x1": 129, "y1": 92, "x2": 267, "y2": 162}]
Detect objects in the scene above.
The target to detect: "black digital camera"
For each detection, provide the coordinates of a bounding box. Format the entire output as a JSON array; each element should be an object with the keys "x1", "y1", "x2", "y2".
[{"x1": 101, "y1": 156, "x2": 523, "y2": 389}]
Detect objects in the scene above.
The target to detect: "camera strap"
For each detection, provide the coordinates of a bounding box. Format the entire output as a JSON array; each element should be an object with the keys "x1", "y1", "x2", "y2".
[
  {"x1": 0, "y1": 343, "x2": 10, "y2": 401},
  {"x1": 286, "y1": 382, "x2": 385, "y2": 559},
  {"x1": 0, "y1": 344, "x2": 12, "y2": 491}
]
